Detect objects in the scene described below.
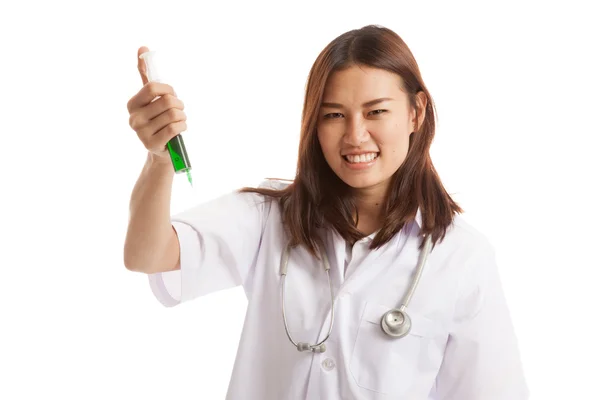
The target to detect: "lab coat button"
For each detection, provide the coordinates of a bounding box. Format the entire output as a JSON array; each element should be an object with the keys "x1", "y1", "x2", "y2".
[{"x1": 321, "y1": 358, "x2": 335, "y2": 371}]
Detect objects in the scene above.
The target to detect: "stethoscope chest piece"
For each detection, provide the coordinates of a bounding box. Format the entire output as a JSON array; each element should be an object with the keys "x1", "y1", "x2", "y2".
[{"x1": 381, "y1": 309, "x2": 411, "y2": 338}]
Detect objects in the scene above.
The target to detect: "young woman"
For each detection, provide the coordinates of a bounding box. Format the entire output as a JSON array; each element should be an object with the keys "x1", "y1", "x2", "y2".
[{"x1": 124, "y1": 25, "x2": 529, "y2": 399}]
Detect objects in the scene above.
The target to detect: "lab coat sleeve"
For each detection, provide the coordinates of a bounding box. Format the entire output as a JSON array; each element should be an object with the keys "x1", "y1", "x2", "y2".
[
  {"x1": 148, "y1": 184, "x2": 273, "y2": 307},
  {"x1": 432, "y1": 240, "x2": 530, "y2": 399}
]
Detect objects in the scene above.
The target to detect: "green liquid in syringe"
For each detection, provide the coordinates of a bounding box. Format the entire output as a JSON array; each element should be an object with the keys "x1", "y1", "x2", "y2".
[{"x1": 167, "y1": 134, "x2": 193, "y2": 186}]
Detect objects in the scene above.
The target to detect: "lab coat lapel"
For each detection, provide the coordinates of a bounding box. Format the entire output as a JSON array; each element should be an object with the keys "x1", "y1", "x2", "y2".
[
  {"x1": 320, "y1": 206, "x2": 424, "y2": 295},
  {"x1": 339, "y1": 222, "x2": 422, "y2": 296},
  {"x1": 323, "y1": 228, "x2": 346, "y2": 288}
]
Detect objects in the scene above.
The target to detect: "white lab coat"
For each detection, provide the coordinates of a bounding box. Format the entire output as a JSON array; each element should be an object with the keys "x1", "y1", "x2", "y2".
[{"x1": 148, "y1": 180, "x2": 529, "y2": 399}]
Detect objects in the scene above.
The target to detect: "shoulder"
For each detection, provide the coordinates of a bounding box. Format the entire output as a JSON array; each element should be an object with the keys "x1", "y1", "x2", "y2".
[
  {"x1": 257, "y1": 178, "x2": 293, "y2": 190},
  {"x1": 233, "y1": 178, "x2": 293, "y2": 221},
  {"x1": 436, "y1": 215, "x2": 509, "y2": 323},
  {"x1": 446, "y1": 214, "x2": 494, "y2": 251},
  {"x1": 438, "y1": 214, "x2": 501, "y2": 291},
  {"x1": 245, "y1": 179, "x2": 293, "y2": 210},
  {"x1": 223, "y1": 178, "x2": 292, "y2": 205},
  {"x1": 429, "y1": 212, "x2": 494, "y2": 253},
  {"x1": 431, "y1": 213, "x2": 498, "y2": 276},
  {"x1": 173, "y1": 179, "x2": 290, "y2": 225}
]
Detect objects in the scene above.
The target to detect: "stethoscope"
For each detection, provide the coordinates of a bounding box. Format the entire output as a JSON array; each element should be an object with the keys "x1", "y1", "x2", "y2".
[{"x1": 280, "y1": 234, "x2": 433, "y2": 353}]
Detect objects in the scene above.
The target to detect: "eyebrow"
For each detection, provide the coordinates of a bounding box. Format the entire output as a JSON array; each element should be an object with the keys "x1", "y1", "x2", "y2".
[{"x1": 320, "y1": 97, "x2": 394, "y2": 109}]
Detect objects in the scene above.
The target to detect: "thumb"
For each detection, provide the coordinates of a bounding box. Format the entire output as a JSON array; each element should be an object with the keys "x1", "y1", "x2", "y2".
[{"x1": 137, "y1": 46, "x2": 150, "y2": 85}]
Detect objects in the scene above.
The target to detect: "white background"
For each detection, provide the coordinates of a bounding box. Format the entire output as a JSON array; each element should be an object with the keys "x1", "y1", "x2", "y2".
[{"x1": 1, "y1": 0, "x2": 598, "y2": 398}]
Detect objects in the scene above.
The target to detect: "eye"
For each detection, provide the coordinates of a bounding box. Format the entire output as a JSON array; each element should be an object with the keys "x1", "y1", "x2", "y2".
[
  {"x1": 324, "y1": 112, "x2": 343, "y2": 119},
  {"x1": 368, "y1": 109, "x2": 388, "y2": 116}
]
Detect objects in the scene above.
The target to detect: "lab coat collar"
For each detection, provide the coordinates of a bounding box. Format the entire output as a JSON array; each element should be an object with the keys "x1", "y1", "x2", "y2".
[
  {"x1": 361, "y1": 206, "x2": 423, "y2": 243},
  {"x1": 322, "y1": 206, "x2": 422, "y2": 244},
  {"x1": 414, "y1": 206, "x2": 423, "y2": 229},
  {"x1": 322, "y1": 206, "x2": 423, "y2": 289}
]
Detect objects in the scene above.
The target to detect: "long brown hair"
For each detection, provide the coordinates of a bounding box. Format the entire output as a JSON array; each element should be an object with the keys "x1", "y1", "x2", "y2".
[{"x1": 241, "y1": 24, "x2": 463, "y2": 256}]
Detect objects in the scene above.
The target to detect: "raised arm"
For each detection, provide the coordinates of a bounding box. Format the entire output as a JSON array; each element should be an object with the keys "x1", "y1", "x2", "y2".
[{"x1": 123, "y1": 46, "x2": 188, "y2": 274}]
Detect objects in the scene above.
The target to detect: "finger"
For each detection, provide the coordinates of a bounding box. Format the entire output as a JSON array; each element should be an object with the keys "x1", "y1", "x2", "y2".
[
  {"x1": 129, "y1": 95, "x2": 184, "y2": 131},
  {"x1": 137, "y1": 46, "x2": 150, "y2": 85},
  {"x1": 134, "y1": 108, "x2": 187, "y2": 140},
  {"x1": 146, "y1": 121, "x2": 188, "y2": 152},
  {"x1": 139, "y1": 107, "x2": 187, "y2": 139},
  {"x1": 146, "y1": 94, "x2": 184, "y2": 121},
  {"x1": 128, "y1": 81, "x2": 177, "y2": 113}
]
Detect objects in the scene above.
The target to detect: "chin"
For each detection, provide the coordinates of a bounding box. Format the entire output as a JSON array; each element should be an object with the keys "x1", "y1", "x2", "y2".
[{"x1": 338, "y1": 174, "x2": 385, "y2": 190}]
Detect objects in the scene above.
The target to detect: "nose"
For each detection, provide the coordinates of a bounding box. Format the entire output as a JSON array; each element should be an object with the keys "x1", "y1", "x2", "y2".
[{"x1": 343, "y1": 117, "x2": 370, "y2": 146}]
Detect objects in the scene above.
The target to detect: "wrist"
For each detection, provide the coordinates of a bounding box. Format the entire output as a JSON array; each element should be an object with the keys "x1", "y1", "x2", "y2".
[{"x1": 146, "y1": 152, "x2": 174, "y2": 173}]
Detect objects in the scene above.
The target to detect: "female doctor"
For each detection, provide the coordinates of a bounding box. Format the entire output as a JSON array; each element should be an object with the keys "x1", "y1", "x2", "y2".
[{"x1": 124, "y1": 25, "x2": 529, "y2": 399}]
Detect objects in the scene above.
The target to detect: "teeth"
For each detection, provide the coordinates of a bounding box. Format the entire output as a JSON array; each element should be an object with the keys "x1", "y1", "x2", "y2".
[{"x1": 344, "y1": 152, "x2": 378, "y2": 163}]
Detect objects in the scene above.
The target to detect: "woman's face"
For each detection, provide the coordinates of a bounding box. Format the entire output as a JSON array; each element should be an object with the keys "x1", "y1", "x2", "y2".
[{"x1": 317, "y1": 65, "x2": 426, "y2": 196}]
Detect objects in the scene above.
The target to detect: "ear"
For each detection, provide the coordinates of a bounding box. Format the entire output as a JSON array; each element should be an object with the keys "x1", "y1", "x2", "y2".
[{"x1": 412, "y1": 91, "x2": 428, "y2": 132}]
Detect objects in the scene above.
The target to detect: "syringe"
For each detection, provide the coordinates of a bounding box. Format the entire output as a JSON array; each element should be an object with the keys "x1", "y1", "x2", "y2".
[{"x1": 139, "y1": 50, "x2": 193, "y2": 187}]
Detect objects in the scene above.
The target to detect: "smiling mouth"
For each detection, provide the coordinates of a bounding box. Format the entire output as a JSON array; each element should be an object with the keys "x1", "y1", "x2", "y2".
[{"x1": 343, "y1": 152, "x2": 380, "y2": 164}]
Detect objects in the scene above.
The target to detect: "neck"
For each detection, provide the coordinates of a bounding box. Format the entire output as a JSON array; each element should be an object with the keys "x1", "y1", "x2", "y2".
[{"x1": 352, "y1": 184, "x2": 388, "y2": 236}]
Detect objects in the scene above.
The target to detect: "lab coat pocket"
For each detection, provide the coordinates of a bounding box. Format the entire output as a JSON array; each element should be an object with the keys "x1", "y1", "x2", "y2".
[{"x1": 349, "y1": 301, "x2": 440, "y2": 396}]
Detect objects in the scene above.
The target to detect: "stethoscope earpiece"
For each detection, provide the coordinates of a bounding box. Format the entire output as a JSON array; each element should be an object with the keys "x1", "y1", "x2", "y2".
[{"x1": 380, "y1": 309, "x2": 411, "y2": 338}]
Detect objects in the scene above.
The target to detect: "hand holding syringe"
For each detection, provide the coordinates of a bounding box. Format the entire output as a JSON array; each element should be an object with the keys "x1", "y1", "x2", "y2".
[{"x1": 127, "y1": 46, "x2": 193, "y2": 186}]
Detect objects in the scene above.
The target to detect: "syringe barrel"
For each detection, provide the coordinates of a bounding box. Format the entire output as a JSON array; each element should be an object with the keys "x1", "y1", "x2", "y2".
[
  {"x1": 139, "y1": 50, "x2": 192, "y2": 175},
  {"x1": 167, "y1": 134, "x2": 191, "y2": 173}
]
